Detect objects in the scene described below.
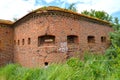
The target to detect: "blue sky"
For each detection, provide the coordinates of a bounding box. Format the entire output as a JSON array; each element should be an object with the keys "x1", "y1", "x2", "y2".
[{"x1": 0, "y1": 0, "x2": 120, "y2": 21}]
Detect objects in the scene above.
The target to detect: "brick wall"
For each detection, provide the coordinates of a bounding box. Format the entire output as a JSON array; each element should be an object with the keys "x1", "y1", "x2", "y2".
[
  {"x1": 13, "y1": 11, "x2": 113, "y2": 67},
  {"x1": 0, "y1": 24, "x2": 14, "y2": 66}
]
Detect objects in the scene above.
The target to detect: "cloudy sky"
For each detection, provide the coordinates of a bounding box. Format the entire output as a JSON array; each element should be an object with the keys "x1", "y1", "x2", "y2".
[{"x1": 0, "y1": 0, "x2": 120, "y2": 21}]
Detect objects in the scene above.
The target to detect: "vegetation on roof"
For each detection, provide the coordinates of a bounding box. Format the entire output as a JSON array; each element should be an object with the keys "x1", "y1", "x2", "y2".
[
  {"x1": 34, "y1": 6, "x2": 110, "y2": 24},
  {"x1": 0, "y1": 19, "x2": 13, "y2": 25},
  {"x1": 13, "y1": 6, "x2": 110, "y2": 26}
]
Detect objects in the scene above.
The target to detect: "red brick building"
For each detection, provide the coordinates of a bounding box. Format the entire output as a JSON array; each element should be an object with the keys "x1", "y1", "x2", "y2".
[
  {"x1": 0, "y1": 20, "x2": 14, "y2": 66},
  {"x1": 0, "y1": 6, "x2": 113, "y2": 67}
]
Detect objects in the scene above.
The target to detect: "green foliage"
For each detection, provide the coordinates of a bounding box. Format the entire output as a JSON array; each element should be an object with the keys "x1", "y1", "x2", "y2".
[
  {"x1": 67, "y1": 58, "x2": 83, "y2": 68},
  {"x1": 105, "y1": 18, "x2": 120, "y2": 59},
  {"x1": 81, "y1": 9, "x2": 113, "y2": 22},
  {"x1": 112, "y1": 19, "x2": 120, "y2": 30},
  {"x1": 1, "y1": 53, "x2": 120, "y2": 80}
]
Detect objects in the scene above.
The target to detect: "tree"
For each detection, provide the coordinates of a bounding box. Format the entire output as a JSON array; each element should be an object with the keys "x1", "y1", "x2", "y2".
[
  {"x1": 106, "y1": 17, "x2": 120, "y2": 59},
  {"x1": 66, "y1": 3, "x2": 77, "y2": 12},
  {"x1": 81, "y1": 9, "x2": 113, "y2": 22},
  {"x1": 112, "y1": 17, "x2": 120, "y2": 30}
]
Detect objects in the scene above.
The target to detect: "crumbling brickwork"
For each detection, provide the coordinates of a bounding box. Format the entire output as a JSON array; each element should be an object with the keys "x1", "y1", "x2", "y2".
[
  {"x1": 13, "y1": 7, "x2": 113, "y2": 67},
  {"x1": 0, "y1": 6, "x2": 113, "y2": 67},
  {"x1": 0, "y1": 22, "x2": 14, "y2": 66}
]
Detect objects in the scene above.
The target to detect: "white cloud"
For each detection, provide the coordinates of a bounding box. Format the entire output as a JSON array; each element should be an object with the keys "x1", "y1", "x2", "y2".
[
  {"x1": 60, "y1": 0, "x2": 120, "y2": 16},
  {"x1": 60, "y1": 0, "x2": 90, "y2": 4},
  {"x1": 76, "y1": 0, "x2": 120, "y2": 15},
  {"x1": 44, "y1": 0, "x2": 54, "y2": 3},
  {"x1": 61, "y1": 0, "x2": 81, "y2": 4},
  {"x1": 0, "y1": 0, "x2": 120, "y2": 21},
  {"x1": 0, "y1": 0, "x2": 42, "y2": 21}
]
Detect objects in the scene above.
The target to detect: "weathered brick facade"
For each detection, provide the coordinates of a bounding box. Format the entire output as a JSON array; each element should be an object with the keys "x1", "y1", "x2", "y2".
[
  {"x1": 0, "y1": 6, "x2": 113, "y2": 67},
  {"x1": 0, "y1": 20, "x2": 14, "y2": 66}
]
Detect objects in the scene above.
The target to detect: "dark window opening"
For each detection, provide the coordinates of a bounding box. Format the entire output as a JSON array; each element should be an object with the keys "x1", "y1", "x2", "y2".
[
  {"x1": 88, "y1": 36, "x2": 95, "y2": 43},
  {"x1": 0, "y1": 40, "x2": 1, "y2": 46},
  {"x1": 22, "y1": 39, "x2": 24, "y2": 45},
  {"x1": 101, "y1": 36, "x2": 106, "y2": 42},
  {"x1": 18, "y1": 40, "x2": 20, "y2": 45},
  {"x1": 6, "y1": 31, "x2": 9, "y2": 34},
  {"x1": 38, "y1": 35, "x2": 55, "y2": 46},
  {"x1": 28, "y1": 38, "x2": 31, "y2": 45},
  {"x1": 67, "y1": 35, "x2": 78, "y2": 44},
  {"x1": 44, "y1": 62, "x2": 48, "y2": 66},
  {"x1": 14, "y1": 40, "x2": 16, "y2": 45}
]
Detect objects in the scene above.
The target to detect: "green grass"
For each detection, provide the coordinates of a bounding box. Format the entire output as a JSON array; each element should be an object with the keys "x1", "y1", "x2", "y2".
[{"x1": 0, "y1": 53, "x2": 120, "y2": 80}]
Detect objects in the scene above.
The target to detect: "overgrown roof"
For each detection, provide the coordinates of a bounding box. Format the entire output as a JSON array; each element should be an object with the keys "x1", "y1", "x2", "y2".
[
  {"x1": 0, "y1": 19, "x2": 13, "y2": 25},
  {"x1": 34, "y1": 6, "x2": 110, "y2": 23},
  {"x1": 14, "y1": 6, "x2": 111, "y2": 26}
]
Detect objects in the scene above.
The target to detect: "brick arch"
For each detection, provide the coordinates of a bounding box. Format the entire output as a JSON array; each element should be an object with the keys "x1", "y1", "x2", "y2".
[
  {"x1": 67, "y1": 35, "x2": 78, "y2": 44},
  {"x1": 38, "y1": 35, "x2": 55, "y2": 46},
  {"x1": 87, "y1": 35, "x2": 95, "y2": 43}
]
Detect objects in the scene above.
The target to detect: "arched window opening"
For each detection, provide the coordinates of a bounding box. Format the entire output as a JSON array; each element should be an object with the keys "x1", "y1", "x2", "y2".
[
  {"x1": 22, "y1": 39, "x2": 25, "y2": 45},
  {"x1": 67, "y1": 35, "x2": 78, "y2": 44},
  {"x1": 38, "y1": 35, "x2": 55, "y2": 46},
  {"x1": 101, "y1": 36, "x2": 106, "y2": 42},
  {"x1": 18, "y1": 40, "x2": 20, "y2": 45},
  {"x1": 28, "y1": 38, "x2": 31, "y2": 45},
  {"x1": 88, "y1": 36, "x2": 95, "y2": 43}
]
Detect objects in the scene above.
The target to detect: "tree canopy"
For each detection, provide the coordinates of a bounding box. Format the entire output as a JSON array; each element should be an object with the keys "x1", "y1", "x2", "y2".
[{"x1": 81, "y1": 9, "x2": 113, "y2": 22}]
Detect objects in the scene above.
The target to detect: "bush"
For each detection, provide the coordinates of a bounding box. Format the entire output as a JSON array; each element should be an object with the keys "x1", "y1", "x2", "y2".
[{"x1": 0, "y1": 54, "x2": 120, "y2": 80}]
